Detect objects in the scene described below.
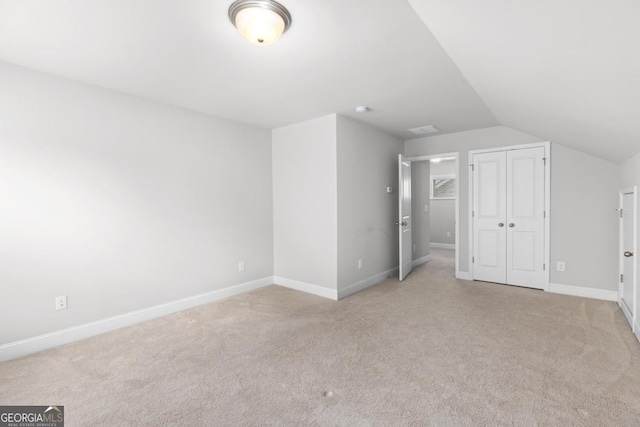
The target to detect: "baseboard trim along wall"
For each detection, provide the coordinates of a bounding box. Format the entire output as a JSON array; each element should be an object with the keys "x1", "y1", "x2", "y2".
[
  {"x1": 8, "y1": 276, "x2": 620, "y2": 362},
  {"x1": 0, "y1": 276, "x2": 274, "y2": 363},
  {"x1": 548, "y1": 282, "x2": 618, "y2": 302},
  {"x1": 430, "y1": 243, "x2": 455, "y2": 250},
  {"x1": 338, "y1": 267, "x2": 399, "y2": 300},
  {"x1": 412, "y1": 255, "x2": 431, "y2": 268},
  {"x1": 273, "y1": 276, "x2": 338, "y2": 301}
]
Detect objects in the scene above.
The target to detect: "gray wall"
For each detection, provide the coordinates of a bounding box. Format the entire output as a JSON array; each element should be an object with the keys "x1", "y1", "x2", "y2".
[
  {"x1": 273, "y1": 114, "x2": 403, "y2": 295},
  {"x1": 336, "y1": 115, "x2": 403, "y2": 291},
  {"x1": 405, "y1": 126, "x2": 620, "y2": 291},
  {"x1": 0, "y1": 62, "x2": 274, "y2": 345},
  {"x1": 272, "y1": 115, "x2": 338, "y2": 290},
  {"x1": 620, "y1": 151, "x2": 640, "y2": 188},
  {"x1": 550, "y1": 144, "x2": 619, "y2": 291},
  {"x1": 429, "y1": 160, "x2": 456, "y2": 245}
]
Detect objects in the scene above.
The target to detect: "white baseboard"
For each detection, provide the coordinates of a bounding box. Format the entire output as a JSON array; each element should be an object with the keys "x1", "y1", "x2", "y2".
[
  {"x1": 412, "y1": 255, "x2": 431, "y2": 268},
  {"x1": 456, "y1": 271, "x2": 472, "y2": 281},
  {"x1": 548, "y1": 282, "x2": 618, "y2": 302},
  {"x1": 273, "y1": 276, "x2": 338, "y2": 301},
  {"x1": 0, "y1": 276, "x2": 274, "y2": 363},
  {"x1": 338, "y1": 267, "x2": 399, "y2": 300},
  {"x1": 430, "y1": 243, "x2": 455, "y2": 250},
  {"x1": 620, "y1": 298, "x2": 634, "y2": 327}
]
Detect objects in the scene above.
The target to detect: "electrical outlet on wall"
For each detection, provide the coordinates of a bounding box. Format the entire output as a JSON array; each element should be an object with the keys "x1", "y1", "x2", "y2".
[
  {"x1": 557, "y1": 261, "x2": 566, "y2": 272},
  {"x1": 238, "y1": 261, "x2": 245, "y2": 272},
  {"x1": 358, "y1": 259, "x2": 363, "y2": 270},
  {"x1": 55, "y1": 295, "x2": 67, "y2": 311},
  {"x1": 446, "y1": 232, "x2": 451, "y2": 237}
]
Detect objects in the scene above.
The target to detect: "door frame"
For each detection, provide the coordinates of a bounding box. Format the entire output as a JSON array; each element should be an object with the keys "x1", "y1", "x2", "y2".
[
  {"x1": 618, "y1": 186, "x2": 637, "y2": 332},
  {"x1": 405, "y1": 152, "x2": 461, "y2": 279},
  {"x1": 468, "y1": 141, "x2": 551, "y2": 291}
]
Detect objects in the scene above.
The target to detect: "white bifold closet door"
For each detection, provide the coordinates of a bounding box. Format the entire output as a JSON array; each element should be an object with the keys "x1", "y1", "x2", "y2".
[{"x1": 472, "y1": 147, "x2": 545, "y2": 289}]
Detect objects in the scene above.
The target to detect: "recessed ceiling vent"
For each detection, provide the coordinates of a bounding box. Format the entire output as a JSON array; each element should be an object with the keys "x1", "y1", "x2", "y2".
[{"x1": 407, "y1": 125, "x2": 439, "y2": 135}]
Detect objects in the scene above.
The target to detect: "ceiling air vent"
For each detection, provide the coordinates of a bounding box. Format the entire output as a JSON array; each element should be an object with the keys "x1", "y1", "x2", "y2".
[{"x1": 407, "y1": 125, "x2": 439, "y2": 135}]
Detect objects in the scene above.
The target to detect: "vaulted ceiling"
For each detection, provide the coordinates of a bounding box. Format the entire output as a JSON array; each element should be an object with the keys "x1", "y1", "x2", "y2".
[
  {"x1": 0, "y1": 0, "x2": 637, "y2": 163},
  {"x1": 408, "y1": 0, "x2": 640, "y2": 163}
]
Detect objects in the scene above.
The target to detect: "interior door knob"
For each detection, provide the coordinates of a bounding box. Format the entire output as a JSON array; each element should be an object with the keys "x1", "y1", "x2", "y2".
[
  {"x1": 401, "y1": 221, "x2": 408, "y2": 226},
  {"x1": 498, "y1": 223, "x2": 504, "y2": 227},
  {"x1": 624, "y1": 251, "x2": 634, "y2": 257},
  {"x1": 508, "y1": 223, "x2": 515, "y2": 228}
]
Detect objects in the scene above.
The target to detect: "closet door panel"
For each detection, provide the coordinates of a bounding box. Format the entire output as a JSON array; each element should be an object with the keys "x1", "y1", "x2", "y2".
[
  {"x1": 472, "y1": 151, "x2": 507, "y2": 284},
  {"x1": 506, "y1": 147, "x2": 545, "y2": 289}
]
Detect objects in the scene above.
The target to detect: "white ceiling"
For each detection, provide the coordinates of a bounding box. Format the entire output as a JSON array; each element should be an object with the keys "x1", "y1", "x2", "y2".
[
  {"x1": 0, "y1": 0, "x2": 496, "y2": 139},
  {"x1": 408, "y1": 0, "x2": 640, "y2": 163},
  {"x1": 0, "y1": 1, "x2": 637, "y2": 162}
]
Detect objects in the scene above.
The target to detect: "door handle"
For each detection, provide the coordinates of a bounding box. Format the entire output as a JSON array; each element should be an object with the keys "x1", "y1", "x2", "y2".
[
  {"x1": 508, "y1": 223, "x2": 515, "y2": 228},
  {"x1": 498, "y1": 223, "x2": 504, "y2": 227},
  {"x1": 401, "y1": 221, "x2": 407, "y2": 226},
  {"x1": 624, "y1": 251, "x2": 634, "y2": 257}
]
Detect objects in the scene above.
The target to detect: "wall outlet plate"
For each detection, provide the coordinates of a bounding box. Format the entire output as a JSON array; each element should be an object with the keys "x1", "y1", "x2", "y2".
[{"x1": 55, "y1": 295, "x2": 67, "y2": 311}]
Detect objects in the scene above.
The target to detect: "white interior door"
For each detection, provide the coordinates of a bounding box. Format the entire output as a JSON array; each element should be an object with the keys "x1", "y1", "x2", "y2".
[
  {"x1": 472, "y1": 151, "x2": 507, "y2": 283},
  {"x1": 472, "y1": 147, "x2": 546, "y2": 289},
  {"x1": 620, "y1": 189, "x2": 637, "y2": 329},
  {"x1": 506, "y1": 147, "x2": 546, "y2": 289},
  {"x1": 399, "y1": 154, "x2": 412, "y2": 281}
]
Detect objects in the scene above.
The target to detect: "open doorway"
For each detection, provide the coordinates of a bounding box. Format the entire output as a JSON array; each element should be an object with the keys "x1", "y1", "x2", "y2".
[
  {"x1": 429, "y1": 158, "x2": 456, "y2": 251},
  {"x1": 406, "y1": 153, "x2": 459, "y2": 278}
]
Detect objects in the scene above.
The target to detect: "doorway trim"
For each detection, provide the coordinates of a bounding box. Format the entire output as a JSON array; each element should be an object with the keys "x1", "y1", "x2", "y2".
[
  {"x1": 468, "y1": 141, "x2": 551, "y2": 291},
  {"x1": 405, "y1": 152, "x2": 461, "y2": 280},
  {"x1": 619, "y1": 186, "x2": 637, "y2": 334}
]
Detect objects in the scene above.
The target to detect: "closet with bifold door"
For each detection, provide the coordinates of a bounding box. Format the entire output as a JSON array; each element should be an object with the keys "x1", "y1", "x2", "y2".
[{"x1": 471, "y1": 143, "x2": 549, "y2": 290}]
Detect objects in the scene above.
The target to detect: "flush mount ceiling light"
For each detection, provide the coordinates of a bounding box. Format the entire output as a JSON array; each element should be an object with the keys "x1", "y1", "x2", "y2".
[{"x1": 228, "y1": 0, "x2": 292, "y2": 45}]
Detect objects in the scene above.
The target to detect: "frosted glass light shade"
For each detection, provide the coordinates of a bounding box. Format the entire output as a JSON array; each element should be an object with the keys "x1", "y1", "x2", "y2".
[
  {"x1": 229, "y1": 0, "x2": 291, "y2": 45},
  {"x1": 235, "y1": 7, "x2": 284, "y2": 44}
]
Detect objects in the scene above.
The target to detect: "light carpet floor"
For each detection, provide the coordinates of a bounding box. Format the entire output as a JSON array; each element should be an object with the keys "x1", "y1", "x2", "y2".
[{"x1": 2, "y1": 249, "x2": 640, "y2": 426}]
